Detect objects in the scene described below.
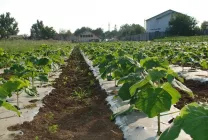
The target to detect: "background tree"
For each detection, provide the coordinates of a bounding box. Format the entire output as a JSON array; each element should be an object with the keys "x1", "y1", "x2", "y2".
[
  {"x1": 118, "y1": 24, "x2": 145, "y2": 39},
  {"x1": 104, "y1": 30, "x2": 118, "y2": 39},
  {"x1": 0, "y1": 12, "x2": 19, "y2": 39},
  {"x1": 58, "y1": 29, "x2": 72, "y2": 40},
  {"x1": 74, "y1": 27, "x2": 92, "y2": 36},
  {"x1": 92, "y1": 28, "x2": 104, "y2": 39},
  {"x1": 168, "y1": 13, "x2": 197, "y2": 36},
  {"x1": 30, "y1": 20, "x2": 56, "y2": 40},
  {"x1": 201, "y1": 21, "x2": 208, "y2": 33}
]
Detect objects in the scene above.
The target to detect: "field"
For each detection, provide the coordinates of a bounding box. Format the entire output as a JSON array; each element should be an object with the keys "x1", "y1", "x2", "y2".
[{"x1": 0, "y1": 39, "x2": 208, "y2": 140}]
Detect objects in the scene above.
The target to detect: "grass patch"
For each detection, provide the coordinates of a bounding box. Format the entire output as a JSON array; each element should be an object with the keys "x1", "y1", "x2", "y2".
[{"x1": 0, "y1": 40, "x2": 72, "y2": 52}]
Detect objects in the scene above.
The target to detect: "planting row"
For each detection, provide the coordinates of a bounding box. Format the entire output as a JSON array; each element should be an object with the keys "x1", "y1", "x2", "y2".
[
  {"x1": 80, "y1": 42, "x2": 208, "y2": 140},
  {"x1": 0, "y1": 44, "x2": 72, "y2": 116}
]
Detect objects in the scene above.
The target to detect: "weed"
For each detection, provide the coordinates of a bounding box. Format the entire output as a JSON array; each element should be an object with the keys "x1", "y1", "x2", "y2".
[
  {"x1": 72, "y1": 87, "x2": 91, "y2": 100},
  {"x1": 45, "y1": 112, "x2": 54, "y2": 120},
  {"x1": 48, "y1": 124, "x2": 58, "y2": 134}
]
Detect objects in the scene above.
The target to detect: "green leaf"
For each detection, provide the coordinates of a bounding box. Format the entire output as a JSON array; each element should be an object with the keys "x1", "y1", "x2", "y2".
[
  {"x1": 118, "y1": 83, "x2": 132, "y2": 101},
  {"x1": 200, "y1": 59, "x2": 208, "y2": 69},
  {"x1": 162, "y1": 82, "x2": 181, "y2": 104},
  {"x1": 117, "y1": 73, "x2": 142, "y2": 85},
  {"x1": 159, "y1": 117, "x2": 183, "y2": 140},
  {"x1": 129, "y1": 76, "x2": 150, "y2": 96},
  {"x1": 160, "y1": 103, "x2": 208, "y2": 140},
  {"x1": 25, "y1": 87, "x2": 38, "y2": 96},
  {"x1": 1, "y1": 101, "x2": 21, "y2": 116},
  {"x1": 0, "y1": 87, "x2": 9, "y2": 99},
  {"x1": 148, "y1": 67, "x2": 167, "y2": 82},
  {"x1": 37, "y1": 74, "x2": 48, "y2": 82},
  {"x1": 37, "y1": 58, "x2": 51, "y2": 66},
  {"x1": 135, "y1": 88, "x2": 172, "y2": 118},
  {"x1": 140, "y1": 57, "x2": 169, "y2": 70},
  {"x1": 2, "y1": 78, "x2": 29, "y2": 96}
]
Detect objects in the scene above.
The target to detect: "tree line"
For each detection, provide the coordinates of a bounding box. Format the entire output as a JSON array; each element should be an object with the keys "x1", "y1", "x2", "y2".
[{"x1": 0, "y1": 12, "x2": 208, "y2": 40}]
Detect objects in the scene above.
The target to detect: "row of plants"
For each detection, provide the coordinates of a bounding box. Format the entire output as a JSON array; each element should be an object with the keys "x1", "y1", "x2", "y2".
[
  {"x1": 80, "y1": 42, "x2": 208, "y2": 140},
  {"x1": 0, "y1": 44, "x2": 72, "y2": 115},
  {"x1": 82, "y1": 41, "x2": 208, "y2": 71}
]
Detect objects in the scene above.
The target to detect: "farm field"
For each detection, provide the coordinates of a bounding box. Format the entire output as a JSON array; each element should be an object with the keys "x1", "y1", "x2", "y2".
[{"x1": 0, "y1": 40, "x2": 208, "y2": 140}]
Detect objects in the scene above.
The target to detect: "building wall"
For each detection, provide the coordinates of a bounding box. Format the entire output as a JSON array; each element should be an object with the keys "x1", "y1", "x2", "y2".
[
  {"x1": 146, "y1": 13, "x2": 174, "y2": 33},
  {"x1": 78, "y1": 31, "x2": 99, "y2": 42}
]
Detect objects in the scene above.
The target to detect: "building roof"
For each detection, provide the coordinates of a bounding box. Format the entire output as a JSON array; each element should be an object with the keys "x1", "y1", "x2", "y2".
[{"x1": 146, "y1": 9, "x2": 178, "y2": 21}]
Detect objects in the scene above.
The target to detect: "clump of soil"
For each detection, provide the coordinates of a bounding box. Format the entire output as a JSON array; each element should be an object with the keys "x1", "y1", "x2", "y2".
[{"x1": 8, "y1": 48, "x2": 123, "y2": 140}]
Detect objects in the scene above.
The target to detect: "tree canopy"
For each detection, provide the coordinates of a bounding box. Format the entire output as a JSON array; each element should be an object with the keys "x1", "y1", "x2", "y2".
[
  {"x1": 74, "y1": 27, "x2": 92, "y2": 36},
  {"x1": 201, "y1": 21, "x2": 208, "y2": 31},
  {"x1": 119, "y1": 24, "x2": 145, "y2": 38},
  {"x1": 0, "y1": 12, "x2": 19, "y2": 39},
  {"x1": 30, "y1": 20, "x2": 56, "y2": 40},
  {"x1": 168, "y1": 13, "x2": 197, "y2": 36}
]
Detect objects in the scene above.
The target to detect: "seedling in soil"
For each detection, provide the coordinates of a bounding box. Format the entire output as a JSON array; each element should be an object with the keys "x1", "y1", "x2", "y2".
[
  {"x1": 48, "y1": 124, "x2": 58, "y2": 134},
  {"x1": 89, "y1": 80, "x2": 95, "y2": 86},
  {"x1": 35, "y1": 136, "x2": 39, "y2": 140},
  {"x1": 72, "y1": 88, "x2": 90, "y2": 101},
  {"x1": 45, "y1": 112, "x2": 54, "y2": 120}
]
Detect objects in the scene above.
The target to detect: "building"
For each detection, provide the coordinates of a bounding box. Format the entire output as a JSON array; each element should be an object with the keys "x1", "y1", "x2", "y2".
[
  {"x1": 145, "y1": 9, "x2": 178, "y2": 33},
  {"x1": 77, "y1": 31, "x2": 100, "y2": 42}
]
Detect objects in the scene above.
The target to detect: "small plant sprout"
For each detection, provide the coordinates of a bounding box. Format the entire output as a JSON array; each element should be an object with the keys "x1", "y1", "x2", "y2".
[{"x1": 48, "y1": 124, "x2": 58, "y2": 134}]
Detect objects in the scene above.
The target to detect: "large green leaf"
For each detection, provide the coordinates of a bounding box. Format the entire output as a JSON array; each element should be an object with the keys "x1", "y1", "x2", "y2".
[
  {"x1": 160, "y1": 103, "x2": 208, "y2": 140},
  {"x1": 159, "y1": 117, "x2": 183, "y2": 140},
  {"x1": 118, "y1": 83, "x2": 132, "y2": 101},
  {"x1": 148, "y1": 67, "x2": 167, "y2": 82},
  {"x1": 140, "y1": 57, "x2": 169, "y2": 70},
  {"x1": 2, "y1": 78, "x2": 30, "y2": 96},
  {"x1": 1, "y1": 101, "x2": 21, "y2": 116},
  {"x1": 129, "y1": 76, "x2": 150, "y2": 96},
  {"x1": 135, "y1": 88, "x2": 172, "y2": 118},
  {"x1": 37, "y1": 58, "x2": 51, "y2": 66},
  {"x1": 0, "y1": 87, "x2": 9, "y2": 99},
  {"x1": 117, "y1": 73, "x2": 142, "y2": 85},
  {"x1": 200, "y1": 59, "x2": 208, "y2": 69},
  {"x1": 162, "y1": 82, "x2": 181, "y2": 104}
]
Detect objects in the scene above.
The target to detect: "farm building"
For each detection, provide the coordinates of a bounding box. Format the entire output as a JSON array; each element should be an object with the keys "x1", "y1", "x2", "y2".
[
  {"x1": 145, "y1": 9, "x2": 178, "y2": 33},
  {"x1": 77, "y1": 31, "x2": 100, "y2": 42}
]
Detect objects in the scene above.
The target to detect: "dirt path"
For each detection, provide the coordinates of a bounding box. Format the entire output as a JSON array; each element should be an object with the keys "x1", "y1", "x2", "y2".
[{"x1": 8, "y1": 48, "x2": 123, "y2": 140}]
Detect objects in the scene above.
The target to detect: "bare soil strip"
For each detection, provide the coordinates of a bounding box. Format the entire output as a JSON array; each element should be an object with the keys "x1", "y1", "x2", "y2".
[{"x1": 8, "y1": 48, "x2": 123, "y2": 140}]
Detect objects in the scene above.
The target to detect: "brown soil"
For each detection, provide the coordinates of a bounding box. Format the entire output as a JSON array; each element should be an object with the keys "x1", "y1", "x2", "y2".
[
  {"x1": 175, "y1": 79, "x2": 208, "y2": 109},
  {"x1": 8, "y1": 48, "x2": 123, "y2": 140}
]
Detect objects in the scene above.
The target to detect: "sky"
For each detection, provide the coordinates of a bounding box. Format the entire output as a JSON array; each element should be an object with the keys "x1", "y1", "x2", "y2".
[{"x1": 0, "y1": 0, "x2": 208, "y2": 34}]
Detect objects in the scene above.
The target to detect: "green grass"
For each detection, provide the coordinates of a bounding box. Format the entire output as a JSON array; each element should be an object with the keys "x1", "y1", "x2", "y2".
[
  {"x1": 0, "y1": 40, "x2": 71, "y2": 52},
  {"x1": 154, "y1": 35, "x2": 208, "y2": 42}
]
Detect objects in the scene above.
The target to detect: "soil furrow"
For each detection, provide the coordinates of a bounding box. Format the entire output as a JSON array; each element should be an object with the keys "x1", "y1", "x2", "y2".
[{"x1": 8, "y1": 47, "x2": 123, "y2": 140}]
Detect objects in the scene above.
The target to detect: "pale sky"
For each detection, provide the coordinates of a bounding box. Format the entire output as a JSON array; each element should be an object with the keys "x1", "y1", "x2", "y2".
[{"x1": 0, "y1": 0, "x2": 208, "y2": 34}]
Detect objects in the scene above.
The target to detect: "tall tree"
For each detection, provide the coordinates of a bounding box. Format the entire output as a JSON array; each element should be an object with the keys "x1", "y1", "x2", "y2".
[
  {"x1": 0, "y1": 12, "x2": 19, "y2": 39},
  {"x1": 168, "y1": 13, "x2": 197, "y2": 36},
  {"x1": 92, "y1": 28, "x2": 104, "y2": 39},
  {"x1": 118, "y1": 24, "x2": 145, "y2": 38},
  {"x1": 74, "y1": 27, "x2": 92, "y2": 36},
  {"x1": 58, "y1": 29, "x2": 72, "y2": 40},
  {"x1": 59, "y1": 29, "x2": 72, "y2": 35},
  {"x1": 201, "y1": 21, "x2": 208, "y2": 31},
  {"x1": 30, "y1": 20, "x2": 56, "y2": 40}
]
